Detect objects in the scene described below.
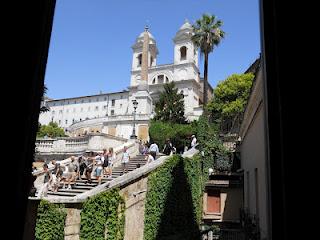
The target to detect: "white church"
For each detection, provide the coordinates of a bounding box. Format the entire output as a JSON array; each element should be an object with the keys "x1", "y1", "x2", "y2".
[{"x1": 39, "y1": 21, "x2": 212, "y2": 141}]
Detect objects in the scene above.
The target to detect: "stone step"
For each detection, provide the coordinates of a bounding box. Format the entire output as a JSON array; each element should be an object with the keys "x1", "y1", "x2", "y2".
[
  {"x1": 74, "y1": 182, "x2": 98, "y2": 187},
  {"x1": 58, "y1": 188, "x2": 87, "y2": 193},
  {"x1": 75, "y1": 178, "x2": 113, "y2": 184},
  {"x1": 70, "y1": 185, "x2": 95, "y2": 190},
  {"x1": 48, "y1": 191, "x2": 77, "y2": 197}
]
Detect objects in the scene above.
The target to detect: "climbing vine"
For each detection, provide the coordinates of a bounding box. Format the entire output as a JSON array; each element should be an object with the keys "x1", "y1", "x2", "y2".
[
  {"x1": 35, "y1": 200, "x2": 67, "y2": 240},
  {"x1": 80, "y1": 188, "x2": 125, "y2": 240},
  {"x1": 144, "y1": 155, "x2": 203, "y2": 240}
]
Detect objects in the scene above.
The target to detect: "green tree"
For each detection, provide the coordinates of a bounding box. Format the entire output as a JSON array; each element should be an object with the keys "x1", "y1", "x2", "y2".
[
  {"x1": 37, "y1": 122, "x2": 67, "y2": 138},
  {"x1": 207, "y1": 73, "x2": 254, "y2": 125},
  {"x1": 192, "y1": 14, "x2": 225, "y2": 107},
  {"x1": 154, "y1": 82, "x2": 186, "y2": 124}
]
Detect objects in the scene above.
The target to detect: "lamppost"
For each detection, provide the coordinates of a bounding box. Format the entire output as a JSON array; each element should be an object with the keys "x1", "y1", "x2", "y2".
[{"x1": 130, "y1": 99, "x2": 138, "y2": 139}]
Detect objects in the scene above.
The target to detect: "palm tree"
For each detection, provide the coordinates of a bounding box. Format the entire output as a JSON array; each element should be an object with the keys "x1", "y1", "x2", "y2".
[
  {"x1": 40, "y1": 84, "x2": 49, "y2": 113},
  {"x1": 192, "y1": 14, "x2": 225, "y2": 107}
]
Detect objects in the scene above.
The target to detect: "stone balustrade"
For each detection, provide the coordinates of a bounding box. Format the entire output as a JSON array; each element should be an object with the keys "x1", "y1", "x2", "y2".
[
  {"x1": 35, "y1": 133, "x2": 127, "y2": 155},
  {"x1": 67, "y1": 114, "x2": 150, "y2": 132}
]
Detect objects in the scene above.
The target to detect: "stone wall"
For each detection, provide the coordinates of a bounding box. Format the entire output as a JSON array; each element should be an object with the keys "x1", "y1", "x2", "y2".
[
  {"x1": 53, "y1": 175, "x2": 149, "y2": 240},
  {"x1": 64, "y1": 208, "x2": 81, "y2": 240},
  {"x1": 120, "y1": 177, "x2": 148, "y2": 240}
]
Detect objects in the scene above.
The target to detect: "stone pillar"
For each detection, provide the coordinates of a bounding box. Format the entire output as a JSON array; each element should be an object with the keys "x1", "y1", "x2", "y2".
[
  {"x1": 141, "y1": 26, "x2": 149, "y2": 82},
  {"x1": 64, "y1": 208, "x2": 81, "y2": 240}
]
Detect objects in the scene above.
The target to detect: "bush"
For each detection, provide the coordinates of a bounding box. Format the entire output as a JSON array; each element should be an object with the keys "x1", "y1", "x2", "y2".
[
  {"x1": 149, "y1": 121, "x2": 194, "y2": 153},
  {"x1": 35, "y1": 200, "x2": 67, "y2": 240},
  {"x1": 194, "y1": 115, "x2": 230, "y2": 175},
  {"x1": 80, "y1": 188, "x2": 125, "y2": 240},
  {"x1": 37, "y1": 122, "x2": 67, "y2": 138}
]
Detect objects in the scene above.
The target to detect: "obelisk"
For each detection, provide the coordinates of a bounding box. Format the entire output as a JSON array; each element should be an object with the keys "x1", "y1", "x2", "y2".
[{"x1": 140, "y1": 26, "x2": 149, "y2": 84}]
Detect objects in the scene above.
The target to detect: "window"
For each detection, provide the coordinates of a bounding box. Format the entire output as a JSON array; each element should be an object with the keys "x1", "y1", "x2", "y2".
[
  {"x1": 72, "y1": 119, "x2": 75, "y2": 123},
  {"x1": 152, "y1": 77, "x2": 156, "y2": 84},
  {"x1": 180, "y1": 46, "x2": 187, "y2": 60},
  {"x1": 158, "y1": 75, "x2": 164, "y2": 84},
  {"x1": 74, "y1": 100, "x2": 76, "y2": 104},
  {"x1": 120, "y1": 95, "x2": 123, "y2": 99},
  {"x1": 246, "y1": 171, "x2": 250, "y2": 209},
  {"x1": 103, "y1": 105, "x2": 107, "y2": 109},
  {"x1": 52, "y1": 111, "x2": 55, "y2": 115},
  {"x1": 65, "y1": 120, "x2": 68, "y2": 124},
  {"x1": 96, "y1": 98, "x2": 99, "y2": 101},
  {"x1": 255, "y1": 168, "x2": 260, "y2": 217},
  {"x1": 80, "y1": 118, "x2": 82, "y2": 121},
  {"x1": 67, "y1": 101, "x2": 69, "y2": 104},
  {"x1": 120, "y1": 104, "x2": 122, "y2": 108},
  {"x1": 111, "y1": 99, "x2": 115, "y2": 106},
  {"x1": 165, "y1": 76, "x2": 169, "y2": 83},
  {"x1": 89, "y1": 99, "x2": 91, "y2": 103},
  {"x1": 150, "y1": 56, "x2": 153, "y2": 66},
  {"x1": 95, "y1": 106, "x2": 99, "y2": 111},
  {"x1": 207, "y1": 190, "x2": 220, "y2": 213},
  {"x1": 137, "y1": 54, "x2": 142, "y2": 66},
  {"x1": 53, "y1": 103, "x2": 56, "y2": 106},
  {"x1": 58, "y1": 120, "x2": 61, "y2": 124},
  {"x1": 104, "y1": 97, "x2": 107, "y2": 101},
  {"x1": 81, "y1": 99, "x2": 84, "y2": 103},
  {"x1": 111, "y1": 110, "x2": 115, "y2": 115}
]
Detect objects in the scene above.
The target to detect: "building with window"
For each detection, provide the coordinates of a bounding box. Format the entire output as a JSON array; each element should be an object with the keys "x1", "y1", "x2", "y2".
[
  {"x1": 39, "y1": 21, "x2": 211, "y2": 140},
  {"x1": 238, "y1": 58, "x2": 270, "y2": 239}
]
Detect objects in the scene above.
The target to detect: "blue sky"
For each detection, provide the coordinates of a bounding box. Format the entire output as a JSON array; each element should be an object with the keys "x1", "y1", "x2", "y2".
[{"x1": 45, "y1": 0, "x2": 261, "y2": 99}]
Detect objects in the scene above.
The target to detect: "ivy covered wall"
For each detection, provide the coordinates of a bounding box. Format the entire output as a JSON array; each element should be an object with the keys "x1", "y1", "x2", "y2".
[
  {"x1": 143, "y1": 155, "x2": 204, "y2": 240},
  {"x1": 35, "y1": 200, "x2": 67, "y2": 240},
  {"x1": 80, "y1": 188, "x2": 125, "y2": 240}
]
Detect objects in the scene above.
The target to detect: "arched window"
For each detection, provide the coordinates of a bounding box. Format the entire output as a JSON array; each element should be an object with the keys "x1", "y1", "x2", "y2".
[
  {"x1": 180, "y1": 46, "x2": 187, "y2": 60},
  {"x1": 158, "y1": 75, "x2": 164, "y2": 84},
  {"x1": 152, "y1": 78, "x2": 156, "y2": 84},
  {"x1": 137, "y1": 54, "x2": 142, "y2": 67}
]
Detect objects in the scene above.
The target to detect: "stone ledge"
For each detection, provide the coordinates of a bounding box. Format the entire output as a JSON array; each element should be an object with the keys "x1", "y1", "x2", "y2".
[{"x1": 64, "y1": 224, "x2": 80, "y2": 236}]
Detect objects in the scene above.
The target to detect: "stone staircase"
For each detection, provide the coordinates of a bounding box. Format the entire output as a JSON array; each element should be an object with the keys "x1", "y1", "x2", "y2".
[{"x1": 46, "y1": 154, "x2": 148, "y2": 198}]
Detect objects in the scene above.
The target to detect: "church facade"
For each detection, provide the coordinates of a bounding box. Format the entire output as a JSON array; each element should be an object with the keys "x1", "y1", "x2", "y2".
[{"x1": 39, "y1": 21, "x2": 210, "y2": 140}]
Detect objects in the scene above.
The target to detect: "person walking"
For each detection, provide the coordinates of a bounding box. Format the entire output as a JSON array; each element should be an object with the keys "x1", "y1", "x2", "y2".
[
  {"x1": 121, "y1": 146, "x2": 130, "y2": 175},
  {"x1": 107, "y1": 147, "x2": 114, "y2": 178},
  {"x1": 191, "y1": 135, "x2": 197, "y2": 148},
  {"x1": 149, "y1": 141, "x2": 159, "y2": 160},
  {"x1": 163, "y1": 139, "x2": 173, "y2": 156}
]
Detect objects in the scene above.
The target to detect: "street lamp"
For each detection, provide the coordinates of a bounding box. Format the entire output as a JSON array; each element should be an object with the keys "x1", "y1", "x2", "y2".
[{"x1": 130, "y1": 99, "x2": 138, "y2": 139}]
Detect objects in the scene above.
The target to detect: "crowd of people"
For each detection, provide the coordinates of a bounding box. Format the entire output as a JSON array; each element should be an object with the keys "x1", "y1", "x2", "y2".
[
  {"x1": 36, "y1": 135, "x2": 198, "y2": 198},
  {"x1": 37, "y1": 147, "x2": 115, "y2": 197}
]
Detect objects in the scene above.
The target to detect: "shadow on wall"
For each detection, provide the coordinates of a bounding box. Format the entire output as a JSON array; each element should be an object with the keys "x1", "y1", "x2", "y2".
[{"x1": 155, "y1": 159, "x2": 200, "y2": 240}]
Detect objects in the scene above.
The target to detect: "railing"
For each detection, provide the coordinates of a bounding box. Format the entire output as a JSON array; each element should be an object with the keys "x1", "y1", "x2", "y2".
[
  {"x1": 35, "y1": 139, "x2": 55, "y2": 150},
  {"x1": 65, "y1": 136, "x2": 89, "y2": 148},
  {"x1": 68, "y1": 114, "x2": 151, "y2": 131},
  {"x1": 35, "y1": 133, "x2": 127, "y2": 154}
]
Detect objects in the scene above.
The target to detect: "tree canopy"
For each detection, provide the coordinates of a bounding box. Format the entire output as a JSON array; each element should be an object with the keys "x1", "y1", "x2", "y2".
[
  {"x1": 153, "y1": 82, "x2": 186, "y2": 124},
  {"x1": 37, "y1": 122, "x2": 67, "y2": 138},
  {"x1": 207, "y1": 73, "x2": 254, "y2": 124}
]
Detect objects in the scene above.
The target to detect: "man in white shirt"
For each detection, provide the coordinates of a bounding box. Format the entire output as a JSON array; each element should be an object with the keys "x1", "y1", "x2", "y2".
[
  {"x1": 121, "y1": 147, "x2": 130, "y2": 175},
  {"x1": 149, "y1": 142, "x2": 159, "y2": 160},
  {"x1": 191, "y1": 135, "x2": 197, "y2": 148}
]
